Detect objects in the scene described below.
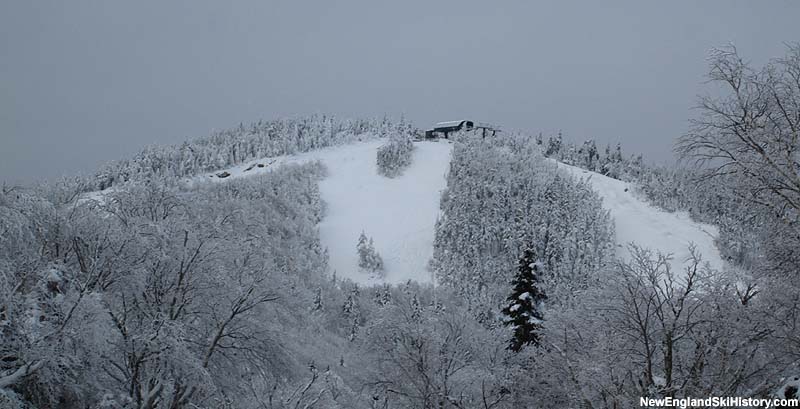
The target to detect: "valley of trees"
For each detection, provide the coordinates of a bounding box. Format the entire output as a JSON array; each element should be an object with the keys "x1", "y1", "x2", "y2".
[{"x1": 2, "y1": 45, "x2": 800, "y2": 408}]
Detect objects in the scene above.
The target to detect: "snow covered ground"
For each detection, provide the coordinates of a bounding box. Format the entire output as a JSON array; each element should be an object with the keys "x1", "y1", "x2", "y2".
[
  {"x1": 556, "y1": 162, "x2": 725, "y2": 273},
  {"x1": 317, "y1": 140, "x2": 452, "y2": 285},
  {"x1": 198, "y1": 139, "x2": 453, "y2": 285}
]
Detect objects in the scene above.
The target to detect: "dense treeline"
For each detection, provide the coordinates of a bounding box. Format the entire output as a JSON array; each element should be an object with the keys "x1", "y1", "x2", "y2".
[
  {"x1": 539, "y1": 132, "x2": 645, "y2": 181},
  {"x1": 0, "y1": 163, "x2": 348, "y2": 408},
  {"x1": 90, "y1": 115, "x2": 414, "y2": 191},
  {"x1": 432, "y1": 132, "x2": 614, "y2": 310}
]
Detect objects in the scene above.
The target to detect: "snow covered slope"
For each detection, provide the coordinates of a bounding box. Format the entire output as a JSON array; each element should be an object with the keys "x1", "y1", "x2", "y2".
[
  {"x1": 88, "y1": 136, "x2": 722, "y2": 283},
  {"x1": 318, "y1": 140, "x2": 451, "y2": 285},
  {"x1": 201, "y1": 139, "x2": 452, "y2": 285},
  {"x1": 557, "y1": 162, "x2": 725, "y2": 273}
]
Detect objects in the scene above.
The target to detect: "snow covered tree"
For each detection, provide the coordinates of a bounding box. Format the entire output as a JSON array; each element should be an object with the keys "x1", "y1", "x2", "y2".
[
  {"x1": 545, "y1": 132, "x2": 563, "y2": 157},
  {"x1": 579, "y1": 139, "x2": 599, "y2": 171},
  {"x1": 410, "y1": 293, "x2": 422, "y2": 322},
  {"x1": 678, "y1": 44, "x2": 800, "y2": 224},
  {"x1": 356, "y1": 232, "x2": 368, "y2": 261},
  {"x1": 311, "y1": 287, "x2": 323, "y2": 312},
  {"x1": 381, "y1": 284, "x2": 391, "y2": 305},
  {"x1": 502, "y1": 248, "x2": 547, "y2": 351},
  {"x1": 432, "y1": 133, "x2": 613, "y2": 304},
  {"x1": 0, "y1": 161, "x2": 351, "y2": 408},
  {"x1": 343, "y1": 285, "x2": 361, "y2": 342},
  {"x1": 376, "y1": 133, "x2": 415, "y2": 177},
  {"x1": 86, "y1": 115, "x2": 412, "y2": 192},
  {"x1": 374, "y1": 284, "x2": 391, "y2": 307},
  {"x1": 356, "y1": 231, "x2": 384, "y2": 274},
  {"x1": 362, "y1": 288, "x2": 516, "y2": 408},
  {"x1": 342, "y1": 285, "x2": 360, "y2": 317}
]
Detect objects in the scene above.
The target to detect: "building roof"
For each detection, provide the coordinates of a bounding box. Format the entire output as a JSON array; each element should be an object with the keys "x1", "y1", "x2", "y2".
[
  {"x1": 435, "y1": 120, "x2": 466, "y2": 127},
  {"x1": 431, "y1": 120, "x2": 499, "y2": 131}
]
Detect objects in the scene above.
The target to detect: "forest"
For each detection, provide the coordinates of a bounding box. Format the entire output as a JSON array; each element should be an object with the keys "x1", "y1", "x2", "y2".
[{"x1": 2, "y1": 46, "x2": 800, "y2": 408}]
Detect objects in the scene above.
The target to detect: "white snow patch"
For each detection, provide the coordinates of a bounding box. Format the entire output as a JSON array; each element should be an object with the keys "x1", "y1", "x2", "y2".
[
  {"x1": 317, "y1": 140, "x2": 452, "y2": 285},
  {"x1": 556, "y1": 162, "x2": 725, "y2": 274}
]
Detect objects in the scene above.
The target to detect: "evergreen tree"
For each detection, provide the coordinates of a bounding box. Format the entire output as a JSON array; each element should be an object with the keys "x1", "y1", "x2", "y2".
[
  {"x1": 357, "y1": 231, "x2": 384, "y2": 274},
  {"x1": 583, "y1": 139, "x2": 598, "y2": 171},
  {"x1": 545, "y1": 132, "x2": 562, "y2": 157},
  {"x1": 502, "y1": 248, "x2": 547, "y2": 352},
  {"x1": 402, "y1": 279, "x2": 413, "y2": 295},
  {"x1": 343, "y1": 284, "x2": 360, "y2": 317},
  {"x1": 311, "y1": 287, "x2": 323, "y2": 312},
  {"x1": 600, "y1": 144, "x2": 613, "y2": 176},
  {"x1": 343, "y1": 285, "x2": 361, "y2": 342},
  {"x1": 357, "y1": 231, "x2": 369, "y2": 263},
  {"x1": 381, "y1": 284, "x2": 392, "y2": 305},
  {"x1": 374, "y1": 284, "x2": 392, "y2": 307},
  {"x1": 410, "y1": 293, "x2": 422, "y2": 322},
  {"x1": 368, "y1": 238, "x2": 384, "y2": 271},
  {"x1": 348, "y1": 316, "x2": 360, "y2": 342}
]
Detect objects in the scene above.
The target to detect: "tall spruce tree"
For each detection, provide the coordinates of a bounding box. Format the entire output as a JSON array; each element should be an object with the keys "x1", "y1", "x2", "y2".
[{"x1": 502, "y1": 248, "x2": 547, "y2": 352}]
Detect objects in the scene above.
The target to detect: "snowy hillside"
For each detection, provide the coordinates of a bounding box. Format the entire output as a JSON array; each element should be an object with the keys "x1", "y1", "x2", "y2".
[
  {"x1": 557, "y1": 162, "x2": 725, "y2": 273},
  {"x1": 204, "y1": 141, "x2": 723, "y2": 281},
  {"x1": 202, "y1": 139, "x2": 452, "y2": 285}
]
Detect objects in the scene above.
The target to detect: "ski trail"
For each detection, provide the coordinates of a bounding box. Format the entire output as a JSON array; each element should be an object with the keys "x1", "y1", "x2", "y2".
[{"x1": 557, "y1": 162, "x2": 725, "y2": 274}]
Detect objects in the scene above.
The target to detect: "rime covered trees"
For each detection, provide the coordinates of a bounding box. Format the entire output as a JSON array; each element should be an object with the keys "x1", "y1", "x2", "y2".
[
  {"x1": 356, "y1": 232, "x2": 384, "y2": 274},
  {"x1": 0, "y1": 163, "x2": 337, "y2": 408},
  {"x1": 676, "y1": 44, "x2": 800, "y2": 285},
  {"x1": 432, "y1": 133, "x2": 614, "y2": 307},
  {"x1": 502, "y1": 249, "x2": 546, "y2": 352},
  {"x1": 543, "y1": 135, "x2": 639, "y2": 181},
  {"x1": 533, "y1": 245, "x2": 782, "y2": 406},
  {"x1": 361, "y1": 286, "x2": 514, "y2": 408},
  {"x1": 90, "y1": 115, "x2": 412, "y2": 191},
  {"x1": 376, "y1": 134, "x2": 415, "y2": 177},
  {"x1": 675, "y1": 44, "x2": 800, "y2": 398},
  {"x1": 545, "y1": 132, "x2": 562, "y2": 157}
]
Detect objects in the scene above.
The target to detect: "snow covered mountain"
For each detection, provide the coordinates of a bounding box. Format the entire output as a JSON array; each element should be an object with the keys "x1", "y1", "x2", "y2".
[{"x1": 204, "y1": 138, "x2": 723, "y2": 285}]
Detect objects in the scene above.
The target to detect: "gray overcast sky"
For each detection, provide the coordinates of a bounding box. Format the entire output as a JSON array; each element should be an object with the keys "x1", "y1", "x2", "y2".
[{"x1": 1, "y1": 1, "x2": 799, "y2": 184}]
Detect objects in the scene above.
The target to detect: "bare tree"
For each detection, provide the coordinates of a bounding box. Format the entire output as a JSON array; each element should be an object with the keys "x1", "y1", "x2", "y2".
[
  {"x1": 677, "y1": 44, "x2": 800, "y2": 222},
  {"x1": 364, "y1": 297, "x2": 511, "y2": 409},
  {"x1": 539, "y1": 244, "x2": 782, "y2": 408}
]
